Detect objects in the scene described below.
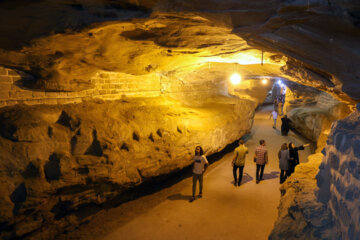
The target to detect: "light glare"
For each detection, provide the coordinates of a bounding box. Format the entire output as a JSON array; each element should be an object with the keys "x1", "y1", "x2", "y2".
[
  {"x1": 262, "y1": 79, "x2": 268, "y2": 85},
  {"x1": 230, "y1": 73, "x2": 241, "y2": 85}
]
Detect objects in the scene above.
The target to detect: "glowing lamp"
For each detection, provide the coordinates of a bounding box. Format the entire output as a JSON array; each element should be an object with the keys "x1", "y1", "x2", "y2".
[
  {"x1": 261, "y1": 79, "x2": 268, "y2": 85},
  {"x1": 230, "y1": 73, "x2": 241, "y2": 85},
  {"x1": 277, "y1": 80, "x2": 282, "y2": 85}
]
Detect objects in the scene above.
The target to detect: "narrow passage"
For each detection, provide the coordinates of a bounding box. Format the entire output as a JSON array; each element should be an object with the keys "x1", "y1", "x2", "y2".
[{"x1": 61, "y1": 105, "x2": 313, "y2": 240}]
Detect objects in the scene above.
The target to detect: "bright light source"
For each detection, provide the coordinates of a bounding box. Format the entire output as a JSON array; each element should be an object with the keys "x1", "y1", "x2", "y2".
[
  {"x1": 230, "y1": 73, "x2": 241, "y2": 85},
  {"x1": 277, "y1": 80, "x2": 282, "y2": 85},
  {"x1": 262, "y1": 79, "x2": 268, "y2": 85}
]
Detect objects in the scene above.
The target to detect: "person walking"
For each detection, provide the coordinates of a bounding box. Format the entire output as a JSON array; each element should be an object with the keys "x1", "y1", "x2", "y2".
[
  {"x1": 190, "y1": 146, "x2": 208, "y2": 202},
  {"x1": 281, "y1": 115, "x2": 291, "y2": 136},
  {"x1": 277, "y1": 96, "x2": 283, "y2": 116},
  {"x1": 254, "y1": 139, "x2": 268, "y2": 184},
  {"x1": 280, "y1": 85, "x2": 286, "y2": 115},
  {"x1": 273, "y1": 99, "x2": 279, "y2": 112},
  {"x1": 278, "y1": 143, "x2": 290, "y2": 184},
  {"x1": 231, "y1": 139, "x2": 248, "y2": 186},
  {"x1": 270, "y1": 110, "x2": 278, "y2": 129},
  {"x1": 288, "y1": 142, "x2": 310, "y2": 175}
]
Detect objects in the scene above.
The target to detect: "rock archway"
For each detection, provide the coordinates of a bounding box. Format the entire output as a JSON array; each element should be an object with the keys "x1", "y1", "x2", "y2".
[{"x1": 0, "y1": 0, "x2": 359, "y2": 239}]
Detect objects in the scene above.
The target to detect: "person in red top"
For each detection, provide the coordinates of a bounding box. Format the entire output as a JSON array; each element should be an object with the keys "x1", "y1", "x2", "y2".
[{"x1": 254, "y1": 139, "x2": 268, "y2": 184}]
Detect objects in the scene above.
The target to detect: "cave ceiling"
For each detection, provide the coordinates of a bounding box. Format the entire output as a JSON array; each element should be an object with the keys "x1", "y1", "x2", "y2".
[{"x1": 0, "y1": 0, "x2": 359, "y2": 102}]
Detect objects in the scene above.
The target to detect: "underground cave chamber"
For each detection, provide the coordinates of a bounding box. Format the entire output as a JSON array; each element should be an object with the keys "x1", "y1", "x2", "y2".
[{"x1": 0, "y1": 1, "x2": 360, "y2": 239}]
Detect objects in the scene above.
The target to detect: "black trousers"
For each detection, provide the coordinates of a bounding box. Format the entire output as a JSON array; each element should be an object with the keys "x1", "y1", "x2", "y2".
[
  {"x1": 256, "y1": 164, "x2": 265, "y2": 181},
  {"x1": 233, "y1": 165, "x2": 244, "y2": 185},
  {"x1": 280, "y1": 169, "x2": 291, "y2": 184},
  {"x1": 288, "y1": 161, "x2": 296, "y2": 176}
]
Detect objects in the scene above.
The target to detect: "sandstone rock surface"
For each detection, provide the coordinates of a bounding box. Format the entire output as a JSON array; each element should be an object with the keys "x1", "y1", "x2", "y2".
[
  {"x1": 0, "y1": 0, "x2": 359, "y2": 101},
  {"x1": 0, "y1": 0, "x2": 360, "y2": 239},
  {"x1": 316, "y1": 105, "x2": 360, "y2": 239},
  {"x1": 270, "y1": 102, "x2": 360, "y2": 239},
  {"x1": 0, "y1": 96, "x2": 255, "y2": 239}
]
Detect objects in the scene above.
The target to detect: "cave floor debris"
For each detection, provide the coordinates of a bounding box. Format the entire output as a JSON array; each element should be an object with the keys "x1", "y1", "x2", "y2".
[{"x1": 57, "y1": 105, "x2": 312, "y2": 240}]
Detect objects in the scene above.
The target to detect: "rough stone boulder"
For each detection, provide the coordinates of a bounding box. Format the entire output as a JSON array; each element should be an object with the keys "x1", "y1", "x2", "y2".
[
  {"x1": 270, "y1": 104, "x2": 360, "y2": 239},
  {"x1": 269, "y1": 153, "x2": 334, "y2": 240},
  {"x1": 288, "y1": 107, "x2": 333, "y2": 142},
  {"x1": 0, "y1": 96, "x2": 255, "y2": 239},
  {"x1": 316, "y1": 104, "x2": 360, "y2": 239},
  {"x1": 283, "y1": 81, "x2": 352, "y2": 147}
]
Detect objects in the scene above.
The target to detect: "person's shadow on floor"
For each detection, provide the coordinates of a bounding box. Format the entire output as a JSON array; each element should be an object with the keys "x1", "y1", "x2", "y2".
[
  {"x1": 262, "y1": 171, "x2": 280, "y2": 180},
  {"x1": 231, "y1": 173, "x2": 253, "y2": 185},
  {"x1": 167, "y1": 193, "x2": 192, "y2": 201}
]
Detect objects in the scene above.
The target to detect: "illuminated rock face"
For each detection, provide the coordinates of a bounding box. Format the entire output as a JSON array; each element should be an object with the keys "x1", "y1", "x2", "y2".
[
  {"x1": 0, "y1": 97, "x2": 255, "y2": 239},
  {"x1": 283, "y1": 82, "x2": 352, "y2": 147},
  {"x1": 270, "y1": 105, "x2": 360, "y2": 239},
  {"x1": 316, "y1": 105, "x2": 360, "y2": 239},
  {"x1": 0, "y1": 0, "x2": 359, "y2": 100},
  {"x1": 269, "y1": 82, "x2": 356, "y2": 239},
  {"x1": 269, "y1": 153, "x2": 335, "y2": 240},
  {"x1": 0, "y1": 0, "x2": 359, "y2": 239}
]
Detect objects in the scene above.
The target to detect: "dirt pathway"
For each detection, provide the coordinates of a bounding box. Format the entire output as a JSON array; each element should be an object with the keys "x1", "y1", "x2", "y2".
[{"x1": 59, "y1": 105, "x2": 312, "y2": 240}]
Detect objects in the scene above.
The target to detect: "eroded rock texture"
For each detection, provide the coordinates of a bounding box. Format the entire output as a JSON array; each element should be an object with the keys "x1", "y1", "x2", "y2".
[
  {"x1": 284, "y1": 81, "x2": 352, "y2": 147},
  {"x1": 0, "y1": 97, "x2": 255, "y2": 239},
  {"x1": 0, "y1": 0, "x2": 360, "y2": 239},
  {"x1": 270, "y1": 102, "x2": 360, "y2": 239},
  {"x1": 269, "y1": 153, "x2": 335, "y2": 240},
  {"x1": 316, "y1": 104, "x2": 360, "y2": 239},
  {"x1": 0, "y1": 0, "x2": 359, "y2": 101}
]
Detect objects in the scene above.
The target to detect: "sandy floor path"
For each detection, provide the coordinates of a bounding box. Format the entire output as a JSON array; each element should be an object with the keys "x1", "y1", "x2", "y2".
[{"x1": 59, "y1": 105, "x2": 312, "y2": 240}]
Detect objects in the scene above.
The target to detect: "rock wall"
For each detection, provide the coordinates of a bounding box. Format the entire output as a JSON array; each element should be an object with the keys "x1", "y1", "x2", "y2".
[
  {"x1": 284, "y1": 82, "x2": 352, "y2": 148},
  {"x1": 316, "y1": 103, "x2": 360, "y2": 239},
  {"x1": 0, "y1": 66, "x2": 230, "y2": 108},
  {"x1": 0, "y1": 96, "x2": 255, "y2": 239},
  {"x1": 269, "y1": 153, "x2": 335, "y2": 240},
  {"x1": 0, "y1": 0, "x2": 359, "y2": 239},
  {"x1": 270, "y1": 102, "x2": 360, "y2": 239}
]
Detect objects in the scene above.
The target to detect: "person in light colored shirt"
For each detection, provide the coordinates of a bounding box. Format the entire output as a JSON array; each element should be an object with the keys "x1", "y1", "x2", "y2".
[
  {"x1": 270, "y1": 110, "x2": 278, "y2": 129},
  {"x1": 232, "y1": 139, "x2": 248, "y2": 186},
  {"x1": 190, "y1": 146, "x2": 208, "y2": 202}
]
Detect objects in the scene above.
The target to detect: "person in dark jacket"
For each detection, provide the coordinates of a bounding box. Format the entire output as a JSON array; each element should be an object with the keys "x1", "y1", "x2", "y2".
[
  {"x1": 281, "y1": 115, "x2": 291, "y2": 136},
  {"x1": 288, "y1": 142, "x2": 310, "y2": 175}
]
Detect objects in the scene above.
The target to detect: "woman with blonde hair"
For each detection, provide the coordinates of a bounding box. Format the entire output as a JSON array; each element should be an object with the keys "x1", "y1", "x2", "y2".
[{"x1": 278, "y1": 143, "x2": 290, "y2": 184}]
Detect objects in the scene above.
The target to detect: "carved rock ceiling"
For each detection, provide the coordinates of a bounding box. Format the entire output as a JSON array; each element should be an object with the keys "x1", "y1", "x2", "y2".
[{"x1": 0, "y1": 0, "x2": 359, "y2": 102}]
